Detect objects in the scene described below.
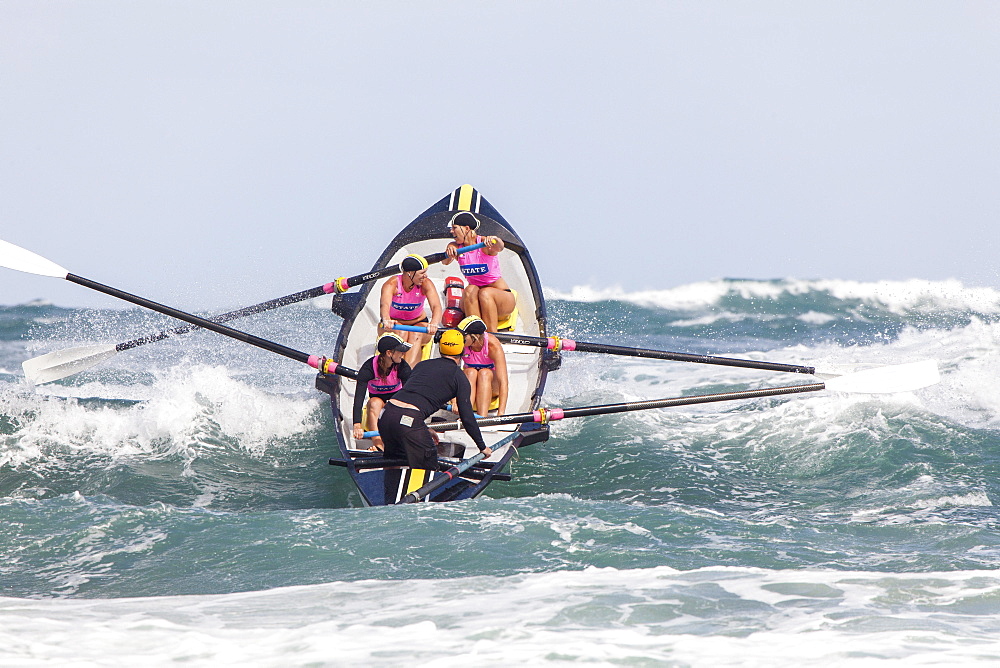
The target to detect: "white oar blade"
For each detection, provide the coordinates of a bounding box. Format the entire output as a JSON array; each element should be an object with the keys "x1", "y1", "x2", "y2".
[
  {"x1": 22, "y1": 344, "x2": 118, "y2": 385},
  {"x1": 0, "y1": 239, "x2": 69, "y2": 278},
  {"x1": 823, "y1": 360, "x2": 940, "y2": 394},
  {"x1": 813, "y1": 363, "x2": 874, "y2": 380}
]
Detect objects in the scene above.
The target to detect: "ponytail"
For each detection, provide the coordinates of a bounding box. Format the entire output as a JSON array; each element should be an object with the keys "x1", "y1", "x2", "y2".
[{"x1": 377, "y1": 351, "x2": 394, "y2": 379}]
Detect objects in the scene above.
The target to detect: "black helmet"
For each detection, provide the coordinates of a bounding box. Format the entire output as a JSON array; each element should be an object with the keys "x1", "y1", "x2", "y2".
[
  {"x1": 448, "y1": 211, "x2": 480, "y2": 230},
  {"x1": 377, "y1": 333, "x2": 412, "y2": 354}
]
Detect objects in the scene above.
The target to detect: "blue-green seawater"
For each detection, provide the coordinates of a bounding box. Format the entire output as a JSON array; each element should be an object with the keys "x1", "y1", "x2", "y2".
[{"x1": 3, "y1": 278, "x2": 1000, "y2": 666}]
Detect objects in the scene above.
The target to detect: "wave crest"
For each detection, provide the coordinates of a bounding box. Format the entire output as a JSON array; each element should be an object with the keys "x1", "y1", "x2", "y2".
[{"x1": 545, "y1": 278, "x2": 1000, "y2": 317}]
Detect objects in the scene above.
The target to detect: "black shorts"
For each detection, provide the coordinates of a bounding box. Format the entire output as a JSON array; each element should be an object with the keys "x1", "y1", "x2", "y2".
[{"x1": 378, "y1": 403, "x2": 438, "y2": 470}]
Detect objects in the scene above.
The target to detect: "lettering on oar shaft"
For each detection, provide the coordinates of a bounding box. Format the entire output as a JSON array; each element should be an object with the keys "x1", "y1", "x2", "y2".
[{"x1": 504, "y1": 337, "x2": 536, "y2": 346}]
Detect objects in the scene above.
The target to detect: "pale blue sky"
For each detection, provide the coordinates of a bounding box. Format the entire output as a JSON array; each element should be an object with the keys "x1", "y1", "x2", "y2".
[{"x1": 2, "y1": 2, "x2": 998, "y2": 309}]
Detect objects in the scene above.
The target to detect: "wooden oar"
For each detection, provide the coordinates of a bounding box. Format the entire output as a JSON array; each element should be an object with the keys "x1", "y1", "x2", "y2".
[
  {"x1": 397, "y1": 432, "x2": 519, "y2": 504},
  {"x1": 392, "y1": 324, "x2": 939, "y2": 387},
  {"x1": 18, "y1": 241, "x2": 484, "y2": 384},
  {"x1": 0, "y1": 239, "x2": 358, "y2": 381}
]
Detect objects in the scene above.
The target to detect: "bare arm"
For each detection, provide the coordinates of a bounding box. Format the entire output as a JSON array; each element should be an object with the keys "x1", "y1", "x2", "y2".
[
  {"x1": 379, "y1": 277, "x2": 396, "y2": 328},
  {"x1": 423, "y1": 277, "x2": 443, "y2": 332},
  {"x1": 482, "y1": 235, "x2": 504, "y2": 256}
]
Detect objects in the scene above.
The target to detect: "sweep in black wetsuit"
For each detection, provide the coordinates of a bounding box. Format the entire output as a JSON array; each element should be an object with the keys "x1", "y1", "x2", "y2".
[{"x1": 378, "y1": 356, "x2": 487, "y2": 469}]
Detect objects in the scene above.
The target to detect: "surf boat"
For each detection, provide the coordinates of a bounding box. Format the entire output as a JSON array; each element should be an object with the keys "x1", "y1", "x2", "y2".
[{"x1": 318, "y1": 185, "x2": 559, "y2": 505}]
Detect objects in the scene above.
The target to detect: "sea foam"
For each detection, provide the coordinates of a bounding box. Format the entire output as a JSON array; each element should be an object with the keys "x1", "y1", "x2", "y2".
[
  {"x1": 0, "y1": 364, "x2": 321, "y2": 470},
  {"x1": 2, "y1": 566, "x2": 1000, "y2": 666}
]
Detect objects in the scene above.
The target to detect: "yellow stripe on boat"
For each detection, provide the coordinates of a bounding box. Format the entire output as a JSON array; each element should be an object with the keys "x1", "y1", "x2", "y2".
[
  {"x1": 453, "y1": 184, "x2": 478, "y2": 212},
  {"x1": 405, "y1": 468, "x2": 429, "y2": 493}
]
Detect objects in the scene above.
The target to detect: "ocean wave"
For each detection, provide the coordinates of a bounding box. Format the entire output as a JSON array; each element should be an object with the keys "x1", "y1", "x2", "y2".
[
  {"x1": 14, "y1": 299, "x2": 54, "y2": 308},
  {"x1": 545, "y1": 278, "x2": 1000, "y2": 317},
  {"x1": 0, "y1": 365, "x2": 322, "y2": 471},
  {"x1": 533, "y1": 318, "x2": 1000, "y2": 522}
]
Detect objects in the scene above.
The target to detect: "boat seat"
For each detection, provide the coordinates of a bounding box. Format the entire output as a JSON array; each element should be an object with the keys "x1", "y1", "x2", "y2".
[{"x1": 496, "y1": 290, "x2": 519, "y2": 332}]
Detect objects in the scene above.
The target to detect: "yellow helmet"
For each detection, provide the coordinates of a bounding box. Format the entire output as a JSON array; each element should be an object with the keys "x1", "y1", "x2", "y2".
[{"x1": 438, "y1": 329, "x2": 465, "y2": 356}]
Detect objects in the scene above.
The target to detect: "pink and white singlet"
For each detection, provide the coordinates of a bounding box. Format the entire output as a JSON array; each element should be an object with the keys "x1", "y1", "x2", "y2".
[
  {"x1": 368, "y1": 358, "x2": 403, "y2": 395},
  {"x1": 457, "y1": 236, "x2": 502, "y2": 287},
  {"x1": 462, "y1": 333, "x2": 495, "y2": 369},
  {"x1": 388, "y1": 275, "x2": 426, "y2": 321}
]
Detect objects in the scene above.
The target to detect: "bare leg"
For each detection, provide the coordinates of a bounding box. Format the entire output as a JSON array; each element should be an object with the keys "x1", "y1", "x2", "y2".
[
  {"x1": 489, "y1": 372, "x2": 503, "y2": 416},
  {"x1": 462, "y1": 285, "x2": 482, "y2": 319},
  {"x1": 403, "y1": 329, "x2": 429, "y2": 367},
  {"x1": 464, "y1": 367, "x2": 478, "y2": 411},
  {"x1": 476, "y1": 368, "x2": 495, "y2": 416},
  {"x1": 367, "y1": 396, "x2": 385, "y2": 451},
  {"x1": 477, "y1": 287, "x2": 516, "y2": 332}
]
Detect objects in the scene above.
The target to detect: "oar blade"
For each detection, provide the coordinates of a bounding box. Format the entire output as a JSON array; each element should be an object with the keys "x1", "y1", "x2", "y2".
[
  {"x1": 22, "y1": 344, "x2": 119, "y2": 385},
  {"x1": 813, "y1": 363, "x2": 872, "y2": 380},
  {"x1": 823, "y1": 360, "x2": 940, "y2": 394},
  {"x1": 0, "y1": 239, "x2": 69, "y2": 278}
]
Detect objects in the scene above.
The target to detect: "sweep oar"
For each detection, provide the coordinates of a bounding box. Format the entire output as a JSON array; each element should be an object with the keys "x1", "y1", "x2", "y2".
[
  {"x1": 397, "y1": 432, "x2": 519, "y2": 504},
  {"x1": 19, "y1": 241, "x2": 485, "y2": 384},
  {"x1": 392, "y1": 324, "x2": 938, "y2": 384},
  {"x1": 0, "y1": 239, "x2": 358, "y2": 381}
]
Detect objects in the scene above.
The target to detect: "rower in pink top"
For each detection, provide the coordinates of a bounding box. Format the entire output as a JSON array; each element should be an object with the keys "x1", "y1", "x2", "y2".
[
  {"x1": 455, "y1": 241, "x2": 503, "y2": 286},
  {"x1": 352, "y1": 333, "x2": 413, "y2": 452},
  {"x1": 457, "y1": 315, "x2": 508, "y2": 417},
  {"x1": 378, "y1": 254, "x2": 442, "y2": 367},
  {"x1": 387, "y1": 274, "x2": 425, "y2": 321},
  {"x1": 442, "y1": 212, "x2": 516, "y2": 333}
]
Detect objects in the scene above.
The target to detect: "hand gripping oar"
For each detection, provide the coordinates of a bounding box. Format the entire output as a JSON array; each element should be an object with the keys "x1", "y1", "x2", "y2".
[
  {"x1": 17, "y1": 241, "x2": 485, "y2": 384},
  {"x1": 391, "y1": 324, "x2": 939, "y2": 384},
  {"x1": 397, "y1": 432, "x2": 519, "y2": 504},
  {"x1": 0, "y1": 239, "x2": 358, "y2": 382}
]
